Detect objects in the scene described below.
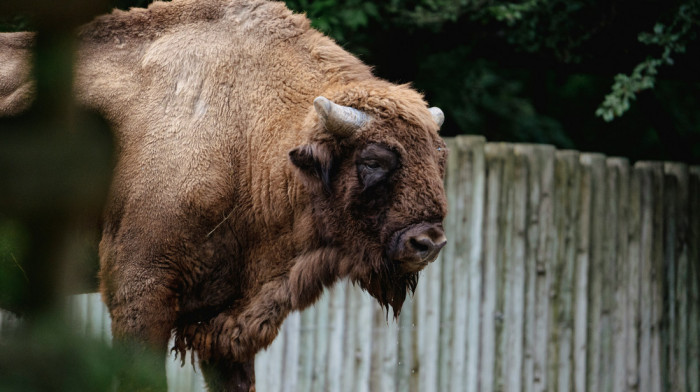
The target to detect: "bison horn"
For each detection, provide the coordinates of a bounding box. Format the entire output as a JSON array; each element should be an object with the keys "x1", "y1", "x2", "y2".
[
  {"x1": 314, "y1": 96, "x2": 369, "y2": 138},
  {"x1": 429, "y1": 107, "x2": 444, "y2": 128}
]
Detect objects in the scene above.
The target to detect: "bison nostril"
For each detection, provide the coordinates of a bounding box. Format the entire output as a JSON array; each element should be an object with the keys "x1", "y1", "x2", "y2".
[{"x1": 410, "y1": 237, "x2": 431, "y2": 254}]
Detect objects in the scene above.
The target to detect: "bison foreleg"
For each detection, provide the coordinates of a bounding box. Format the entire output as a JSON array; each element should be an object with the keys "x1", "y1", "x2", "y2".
[{"x1": 177, "y1": 279, "x2": 292, "y2": 362}]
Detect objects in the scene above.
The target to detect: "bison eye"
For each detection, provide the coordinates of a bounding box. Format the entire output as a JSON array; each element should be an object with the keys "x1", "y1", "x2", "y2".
[
  {"x1": 364, "y1": 160, "x2": 381, "y2": 169},
  {"x1": 356, "y1": 144, "x2": 398, "y2": 189}
]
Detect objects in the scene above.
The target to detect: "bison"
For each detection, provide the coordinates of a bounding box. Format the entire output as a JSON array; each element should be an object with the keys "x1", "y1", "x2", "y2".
[{"x1": 1, "y1": 0, "x2": 448, "y2": 390}]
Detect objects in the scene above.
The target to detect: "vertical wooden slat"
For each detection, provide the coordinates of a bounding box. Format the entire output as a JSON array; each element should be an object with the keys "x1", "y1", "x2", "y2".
[
  {"x1": 599, "y1": 158, "x2": 615, "y2": 392},
  {"x1": 297, "y1": 298, "x2": 317, "y2": 392},
  {"x1": 281, "y1": 311, "x2": 301, "y2": 392},
  {"x1": 311, "y1": 290, "x2": 330, "y2": 392},
  {"x1": 369, "y1": 303, "x2": 398, "y2": 392},
  {"x1": 415, "y1": 249, "x2": 442, "y2": 392},
  {"x1": 254, "y1": 326, "x2": 271, "y2": 391},
  {"x1": 686, "y1": 166, "x2": 700, "y2": 392},
  {"x1": 339, "y1": 283, "x2": 356, "y2": 392},
  {"x1": 369, "y1": 306, "x2": 383, "y2": 392},
  {"x1": 325, "y1": 282, "x2": 346, "y2": 392},
  {"x1": 410, "y1": 293, "x2": 420, "y2": 392},
  {"x1": 607, "y1": 158, "x2": 631, "y2": 392},
  {"x1": 339, "y1": 285, "x2": 356, "y2": 392},
  {"x1": 663, "y1": 163, "x2": 689, "y2": 392},
  {"x1": 502, "y1": 147, "x2": 527, "y2": 392},
  {"x1": 355, "y1": 288, "x2": 374, "y2": 392},
  {"x1": 397, "y1": 295, "x2": 414, "y2": 392},
  {"x1": 466, "y1": 137, "x2": 486, "y2": 392},
  {"x1": 547, "y1": 150, "x2": 580, "y2": 392},
  {"x1": 480, "y1": 143, "x2": 511, "y2": 392},
  {"x1": 443, "y1": 136, "x2": 486, "y2": 392},
  {"x1": 439, "y1": 138, "x2": 458, "y2": 392},
  {"x1": 518, "y1": 144, "x2": 555, "y2": 392},
  {"x1": 381, "y1": 313, "x2": 399, "y2": 392},
  {"x1": 443, "y1": 136, "x2": 462, "y2": 392},
  {"x1": 581, "y1": 153, "x2": 607, "y2": 392},
  {"x1": 625, "y1": 159, "x2": 642, "y2": 392},
  {"x1": 573, "y1": 153, "x2": 594, "y2": 392},
  {"x1": 635, "y1": 162, "x2": 664, "y2": 392}
]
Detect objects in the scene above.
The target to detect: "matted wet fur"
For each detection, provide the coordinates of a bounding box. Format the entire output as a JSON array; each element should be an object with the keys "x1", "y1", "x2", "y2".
[{"x1": 0, "y1": 0, "x2": 448, "y2": 390}]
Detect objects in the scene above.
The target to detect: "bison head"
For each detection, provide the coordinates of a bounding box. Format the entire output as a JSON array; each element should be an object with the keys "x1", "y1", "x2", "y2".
[{"x1": 288, "y1": 85, "x2": 447, "y2": 316}]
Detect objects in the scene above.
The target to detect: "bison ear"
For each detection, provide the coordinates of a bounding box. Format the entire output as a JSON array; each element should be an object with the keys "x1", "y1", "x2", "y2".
[{"x1": 289, "y1": 143, "x2": 333, "y2": 194}]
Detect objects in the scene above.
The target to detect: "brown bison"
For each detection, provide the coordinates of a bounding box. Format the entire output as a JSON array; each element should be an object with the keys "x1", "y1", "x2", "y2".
[{"x1": 1, "y1": 0, "x2": 448, "y2": 390}]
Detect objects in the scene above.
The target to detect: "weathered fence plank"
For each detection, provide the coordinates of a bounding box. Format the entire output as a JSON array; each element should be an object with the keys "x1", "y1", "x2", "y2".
[
  {"x1": 439, "y1": 138, "x2": 458, "y2": 392},
  {"x1": 501, "y1": 146, "x2": 527, "y2": 392},
  {"x1": 464, "y1": 137, "x2": 486, "y2": 392},
  {"x1": 281, "y1": 310, "x2": 301, "y2": 392},
  {"x1": 415, "y1": 247, "x2": 442, "y2": 392},
  {"x1": 442, "y1": 136, "x2": 486, "y2": 392},
  {"x1": 518, "y1": 144, "x2": 555, "y2": 392},
  {"x1": 2, "y1": 140, "x2": 699, "y2": 392},
  {"x1": 479, "y1": 144, "x2": 506, "y2": 392},
  {"x1": 480, "y1": 143, "x2": 512, "y2": 392},
  {"x1": 625, "y1": 160, "x2": 642, "y2": 392},
  {"x1": 573, "y1": 154, "x2": 593, "y2": 392},
  {"x1": 396, "y1": 293, "x2": 414, "y2": 392},
  {"x1": 548, "y1": 150, "x2": 580, "y2": 392},
  {"x1": 311, "y1": 287, "x2": 330, "y2": 392},
  {"x1": 636, "y1": 162, "x2": 665, "y2": 392},
  {"x1": 663, "y1": 163, "x2": 689, "y2": 392},
  {"x1": 325, "y1": 282, "x2": 345, "y2": 392},
  {"x1": 687, "y1": 167, "x2": 700, "y2": 392},
  {"x1": 581, "y1": 153, "x2": 606, "y2": 392},
  {"x1": 608, "y1": 158, "x2": 631, "y2": 392},
  {"x1": 297, "y1": 294, "x2": 316, "y2": 392}
]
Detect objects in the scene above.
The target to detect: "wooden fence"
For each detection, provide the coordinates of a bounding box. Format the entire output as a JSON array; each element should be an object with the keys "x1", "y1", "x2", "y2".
[{"x1": 1, "y1": 135, "x2": 699, "y2": 391}]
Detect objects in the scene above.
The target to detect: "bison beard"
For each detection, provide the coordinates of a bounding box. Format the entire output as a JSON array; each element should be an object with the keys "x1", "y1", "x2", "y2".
[
  {"x1": 0, "y1": 0, "x2": 448, "y2": 390},
  {"x1": 173, "y1": 247, "x2": 418, "y2": 363}
]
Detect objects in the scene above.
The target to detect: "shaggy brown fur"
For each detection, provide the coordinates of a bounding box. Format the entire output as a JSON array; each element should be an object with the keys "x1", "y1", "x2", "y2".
[{"x1": 0, "y1": 0, "x2": 448, "y2": 390}]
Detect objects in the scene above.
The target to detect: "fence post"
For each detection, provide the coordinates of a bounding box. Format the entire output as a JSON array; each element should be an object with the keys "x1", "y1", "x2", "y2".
[
  {"x1": 414, "y1": 239, "x2": 442, "y2": 392},
  {"x1": 607, "y1": 158, "x2": 631, "y2": 392},
  {"x1": 635, "y1": 162, "x2": 665, "y2": 392},
  {"x1": 662, "y1": 163, "x2": 689, "y2": 392},
  {"x1": 547, "y1": 150, "x2": 581, "y2": 392},
  {"x1": 517, "y1": 144, "x2": 555, "y2": 392},
  {"x1": 282, "y1": 311, "x2": 301, "y2": 392},
  {"x1": 325, "y1": 282, "x2": 346, "y2": 392},
  {"x1": 442, "y1": 136, "x2": 486, "y2": 392},
  {"x1": 686, "y1": 166, "x2": 700, "y2": 392},
  {"x1": 480, "y1": 143, "x2": 512, "y2": 392}
]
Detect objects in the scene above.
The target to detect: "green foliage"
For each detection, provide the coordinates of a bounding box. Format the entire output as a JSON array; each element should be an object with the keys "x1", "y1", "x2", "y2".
[
  {"x1": 597, "y1": 1, "x2": 700, "y2": 121},
  {"x1": 285, "y1": 0, "x2": 380, "y2": 41},
  {"x1": 596, "y1": 58, "x2": 661, "y2": 121},
  {"x1": 489, "y1": 0, "x2": 541, "y2": 25}
]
